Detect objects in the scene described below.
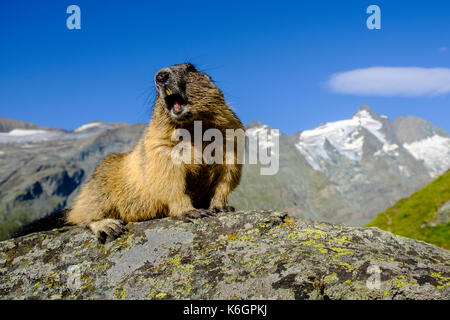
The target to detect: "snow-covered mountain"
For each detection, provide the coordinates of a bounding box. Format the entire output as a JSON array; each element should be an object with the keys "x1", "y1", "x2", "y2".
[
  {"x1": 294, "y1": 105, "x2": 449, "y2": 179},
  {"x1": 392, "y1": 116, "x2": 450, "y2": 178},
  {"x1": 296, "y1": 106, "x2": 392, "y2": 170}
]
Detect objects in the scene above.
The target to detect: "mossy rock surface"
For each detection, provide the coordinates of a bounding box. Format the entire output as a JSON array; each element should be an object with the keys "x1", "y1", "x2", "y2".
[{"x1": 0, "y1": 210, "x2": 449, "y2": 300}]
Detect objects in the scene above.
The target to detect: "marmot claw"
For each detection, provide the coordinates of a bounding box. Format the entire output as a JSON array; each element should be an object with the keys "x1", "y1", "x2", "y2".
[
  {"x1": 89, "y1": 219, "x2": 127, "y2": 244},
  {"x1": 179, "y1": 209, "x2": 216, "y2": 222},
  {"x1": 211, "y1": 205, "x2": 235, "y2": 213}
]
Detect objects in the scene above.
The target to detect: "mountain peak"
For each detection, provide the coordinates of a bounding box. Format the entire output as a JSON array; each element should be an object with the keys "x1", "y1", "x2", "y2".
[
  {"x1": 352, "y1": 105, "x2": 389, "y2": 125},
  {"x1": 246, "y1": 121, "x2": 269, "y2": 130},
  {"x1": 356, "y1": 104, "x2": 373, "y2": 112},
  {"x1": 0, "y1": 117, "x2": 39, "y2": 133},
  {"x1": 352, "y1": 105, "x2": 380, "y2": 120}
]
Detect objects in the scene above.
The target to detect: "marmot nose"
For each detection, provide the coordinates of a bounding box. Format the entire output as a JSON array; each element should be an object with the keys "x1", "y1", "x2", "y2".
[{"x1": 155, "y1": 71, "x2": 170, "y2": 84}]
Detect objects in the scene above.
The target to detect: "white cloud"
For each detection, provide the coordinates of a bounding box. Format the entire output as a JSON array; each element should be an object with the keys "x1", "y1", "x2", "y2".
[{"x1": 328, "y1": 67, "x2": 450, "y2": 97}]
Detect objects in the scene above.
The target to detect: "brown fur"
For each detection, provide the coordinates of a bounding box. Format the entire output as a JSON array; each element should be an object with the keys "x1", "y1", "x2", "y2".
[{"x1": 67, "y1": 63, "x2": 244, "y2": 242}]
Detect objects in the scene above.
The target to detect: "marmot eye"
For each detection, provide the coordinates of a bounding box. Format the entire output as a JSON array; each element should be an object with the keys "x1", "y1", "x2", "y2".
[{"x1": 186, "y1": 63, "x2": 197, "y2": 72}]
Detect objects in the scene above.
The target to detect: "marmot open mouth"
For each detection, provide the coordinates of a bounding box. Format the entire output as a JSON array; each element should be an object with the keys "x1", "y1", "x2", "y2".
[{"x1": 164, "y1": 93, "x2": 186, "y2": 112}]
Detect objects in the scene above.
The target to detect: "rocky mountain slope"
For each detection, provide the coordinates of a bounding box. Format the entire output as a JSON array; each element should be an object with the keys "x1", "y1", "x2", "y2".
[
  {"x1": 0, "y1": 210, "x2": 448, "y2": 300},
  {"x1": 0, "y1": 105, "x2": 449, "y2": 240},
  {"x1": 0, "y1": 122, "x2": 146, "y2": 239},
  {"x1": 367, "y1": 171, "x2": 450, "y2": 249}
]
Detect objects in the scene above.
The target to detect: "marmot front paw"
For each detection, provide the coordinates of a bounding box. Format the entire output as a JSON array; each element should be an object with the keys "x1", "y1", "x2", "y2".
[
  {"x1": 89, "y1": 219, "x2": 127, "y2": 244},
  {"x1": 178, "y1": 209, "x2": 216, "y2": 222},
  {"x1": 210, "y1": 205, "x2": 235, "y2": 213}
]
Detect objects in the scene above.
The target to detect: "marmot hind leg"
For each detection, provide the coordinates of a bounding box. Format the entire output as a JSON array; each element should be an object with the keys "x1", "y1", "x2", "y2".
[{"x1": 88, "y1": 218, "x2": 127, "y2": 244}]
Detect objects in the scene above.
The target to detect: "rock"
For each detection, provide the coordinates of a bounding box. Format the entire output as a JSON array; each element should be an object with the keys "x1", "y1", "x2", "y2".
[
  {"x1": 0, "y1": 210, "x2": 448, "y2": 300},
  {"x1": 427, "y1": 200, "x2": 450, "y2": 227}
]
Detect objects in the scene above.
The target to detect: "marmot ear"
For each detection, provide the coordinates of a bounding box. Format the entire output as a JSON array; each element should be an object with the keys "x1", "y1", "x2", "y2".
[{"x1": 186, "y1": 63, "x2": 197, "y2": 72}]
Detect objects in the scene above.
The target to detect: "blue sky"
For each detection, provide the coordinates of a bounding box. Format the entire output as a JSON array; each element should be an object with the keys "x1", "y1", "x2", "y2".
[{"x1": 0, "y1": 0, "x2": 449, "y2": 135}]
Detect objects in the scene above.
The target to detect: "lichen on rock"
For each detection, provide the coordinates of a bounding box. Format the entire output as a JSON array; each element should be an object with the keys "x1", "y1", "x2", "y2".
[{"x1": 0, "y1": 210, "x2": 449, "y2": 300}]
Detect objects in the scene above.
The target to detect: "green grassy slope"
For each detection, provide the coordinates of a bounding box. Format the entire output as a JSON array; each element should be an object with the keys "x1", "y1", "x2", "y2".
[{"x1": 366, "y1": 171, "x2": 450, "y2": 249}]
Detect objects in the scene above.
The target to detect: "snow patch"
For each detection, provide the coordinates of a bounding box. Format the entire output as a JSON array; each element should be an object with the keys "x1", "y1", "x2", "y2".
[
  {"x1": 404, "y1": 135, "x2": 450, "y2": 178},
  {"x1": 0, "y1": 129, "x2": 61, "y2": 143},
  {"x1": 398, "y1": 165, "x2": 411, "y2": 177},
  {"x1": 352, "y1": 110, "x2": 386, "y2": 143},
  {"x1": 383, "y1": 143, "x2": 399, "y2": 153},
  {"x1": 74, "y1": 122, "x2": 104, "y2": 132},
  {"x1": 4, "y1": 129, "x2": 49, "y2": 136}
]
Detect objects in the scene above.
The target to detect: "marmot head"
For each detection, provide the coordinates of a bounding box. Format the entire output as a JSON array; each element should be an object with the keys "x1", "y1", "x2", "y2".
[{"x1": 154, "y1": 63, "x2": 225, "y2": 124}]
